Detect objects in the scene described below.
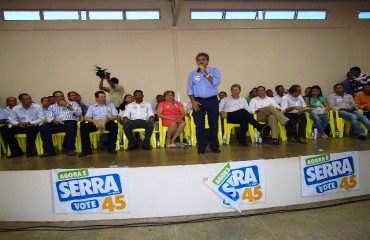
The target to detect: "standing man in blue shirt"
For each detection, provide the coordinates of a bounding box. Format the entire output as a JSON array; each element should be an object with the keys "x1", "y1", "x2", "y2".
[
  {"x1": 188, "y1": 52, "x2": 221, "y2": 154},
  {"x1": 2, "y1": 93, "x2": 44, "y2": 158},
  {"x1": 78, "y1": 91, "x2": 119, "y2": 157}
]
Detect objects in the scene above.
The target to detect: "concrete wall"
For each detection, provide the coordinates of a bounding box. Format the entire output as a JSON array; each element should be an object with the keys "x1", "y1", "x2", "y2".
[{"x1": 0, "y1": 1, "x2": 369, "y2": 106}]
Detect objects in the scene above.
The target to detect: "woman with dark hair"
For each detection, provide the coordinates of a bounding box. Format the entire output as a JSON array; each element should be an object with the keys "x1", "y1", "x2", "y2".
[
  {"x1": 305, "y1": 85, "x2": 330, "y2": 138},
  {"x1": 157, "y1": 91, "x2": 186, "y2": 147},
  {"x1": 118, "y1": 94, "x2": 133, "y2": 119}
]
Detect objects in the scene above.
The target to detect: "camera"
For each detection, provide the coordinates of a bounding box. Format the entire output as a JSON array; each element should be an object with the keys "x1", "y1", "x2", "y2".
[{"x1": 95, "y1": 66, "x2": 110, "y2": 79}]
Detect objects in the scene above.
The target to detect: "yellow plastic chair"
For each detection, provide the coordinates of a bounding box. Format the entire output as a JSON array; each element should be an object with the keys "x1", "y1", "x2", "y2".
[
  {"x1": 248, "y1": 114, "x2": 287, "y2": 143},
  {"x1": 88, "y1": 121, "x2": 122, "y2": 151},
  {"x1": 158, "y1": 118, "x2": 184, "y2": 148},
  {"x1": 122, "y1": 127, "x2": 156, "y2": 150},
  {"x1": 332, "y1": 110, "x2": 368, "y2": 137},
  {"x1": 305, "y1": 112, "x2": 336, "y2": 139},
  {"x1": 0, "y1": 124, "x2": 7, "y2": 156},
  {"x1": 223, "y1": 119, "x2": 240, "y2": 144},
  {"x1": 189, "y1": 111, "x2": 222, "y2": 147},
  {"x1": 5, "y1": 125, "x2": 43, "y2": 156}
]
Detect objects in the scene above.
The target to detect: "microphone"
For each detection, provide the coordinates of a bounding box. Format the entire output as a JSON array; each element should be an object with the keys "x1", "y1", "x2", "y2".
[{"x1": 197, "y1": 68, "x2": 200, "y2": 73}]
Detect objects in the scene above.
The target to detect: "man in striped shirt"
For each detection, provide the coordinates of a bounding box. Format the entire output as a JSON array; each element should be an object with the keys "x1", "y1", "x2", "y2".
[{"x1": 40, "y1": 91, "x2": 82, "y2": 157}]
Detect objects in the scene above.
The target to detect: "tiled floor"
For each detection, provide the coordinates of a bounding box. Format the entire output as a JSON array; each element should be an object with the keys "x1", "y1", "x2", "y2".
[
  {"x1": 0, "y1": 200, "x2": 369, "y2": 239},
  {"x1": 0, "y1": 136, "x2": 369, "y2": 170}
]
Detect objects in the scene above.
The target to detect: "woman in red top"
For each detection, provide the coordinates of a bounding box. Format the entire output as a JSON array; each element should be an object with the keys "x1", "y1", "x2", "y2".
[{"x1": 157, "y1": 90, "x2": 186, "y2": 147}]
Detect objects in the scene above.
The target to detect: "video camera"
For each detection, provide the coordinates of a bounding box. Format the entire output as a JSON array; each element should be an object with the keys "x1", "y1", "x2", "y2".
[{"x1": 95, "y1": 66, "x2": 110, "y2": 79}]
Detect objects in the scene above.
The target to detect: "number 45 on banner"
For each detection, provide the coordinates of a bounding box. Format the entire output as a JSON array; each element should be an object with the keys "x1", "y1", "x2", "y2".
[{"x1": 102, "y1": 195, "x2": 127, "y2": 212}]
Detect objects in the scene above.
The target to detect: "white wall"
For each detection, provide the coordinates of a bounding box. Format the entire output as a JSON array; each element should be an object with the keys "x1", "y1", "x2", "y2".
[{"x1": 0, "y1": 1, "x2": 369, "y2": 106}]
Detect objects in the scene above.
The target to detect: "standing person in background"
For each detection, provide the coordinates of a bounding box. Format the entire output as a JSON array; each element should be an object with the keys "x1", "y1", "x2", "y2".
[
  {"x1": 151, "y1": 94, "x2": 164, "y2": 121},
  {"x1": 350, "y1": 66, "x2": 370, "y2": 95},
  {"x1": 304, "y1": 85, "x2": 330, "y2": 138},
  {"x1": 99, "y1": 73, "x2": 125, "y2": 109},
  {"x1": 342, "y1": 71, "x2": 356, "y2": 96},
  {"x1": 273, "y1": 85, "x2": 285, "y2": 105},
  {"x1": 246, "y1": 88, "x2": 257, "y2": 104},
  {"x1": 76, "y1": 93, "x2": 88, "y2": 116},
  {"x1": 188, "y1": 52, "x2": 221, "y2": 154}
]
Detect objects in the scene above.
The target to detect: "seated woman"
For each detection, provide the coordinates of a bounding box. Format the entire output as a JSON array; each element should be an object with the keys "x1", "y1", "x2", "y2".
[
  {"x1": 305, "y1": 85, "x2": 330, "y2": 138},
  {"x1": 157, "y1": 91, "x2": 186, "y2": 147},
  {"x1": 118, "y1": 94, "x2": 134, "y2": 121}
]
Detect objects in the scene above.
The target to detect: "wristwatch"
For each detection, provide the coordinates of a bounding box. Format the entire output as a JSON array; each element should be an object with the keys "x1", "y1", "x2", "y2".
[{"x1": 206, "y1": 74, "x2": 211, "y2": 78}]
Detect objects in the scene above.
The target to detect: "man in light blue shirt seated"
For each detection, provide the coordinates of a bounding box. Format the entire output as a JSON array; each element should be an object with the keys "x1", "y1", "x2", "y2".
[
  {"x1": 1, "y1": 93, "x2": 44, "y2": 158},
  {"x1": 79, "y1": 91, "x2": 119, "y2": 157}
]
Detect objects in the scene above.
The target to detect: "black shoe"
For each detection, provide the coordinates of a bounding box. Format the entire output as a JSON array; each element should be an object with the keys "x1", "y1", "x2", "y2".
[
  {"x1": 239, "y1": 141, "x2": 248, "y2": 146},
  {"x1": 359, "y1": 135, "x2": 367, "y2": 140},
  {"x1": 78, "y1": 151, "x2": 92, "y2": 158},
  {"x1": 109, "y1": 149, "x2": 118, "y2": 155},
  {"x1": 66, "y1": 151, "x2": 77, "y2": 156},
  {"x1": 257, "y1": 123, "x2": 268, "y2": 133},
  {"x1": 39, "y1": 152, "x2": 56, "y2": 158},
  {"x1": 198, "y1": 149, "x2": 205, "y2": 154},
  {"x1": 8, "y1": 152, "x2": 24, "y2": 158},
  {"x1": 142, "y1": 145, "x2": 151, "y2": 150},
  {"x1": 298, "y1": 137, "x2": 307, "y2": 144},
  {"x1": 126, "y1": 145, "x2": 138, "y2": 151},
  {"x1": 272, "y1": 138, "x2": 279, "y2": 145},
  {"x1": 211, "y1": 149, "x2": 221, "y2": 154},
  {"x1": 288, "y1": 137, "x2": 297, "y2": 143}
]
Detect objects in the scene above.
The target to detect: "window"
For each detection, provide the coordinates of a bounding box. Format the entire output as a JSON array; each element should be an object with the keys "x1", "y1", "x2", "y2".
[
  {"x1": 3, "y1": 11, "x2": 40, "y2": 20},
  {"x1": 225, "y1": 11, "x2": 257, "y2": 20},
  {"x1": 191, "y1": 11, "x2": 223, "y2": 20},
  {"x1": 191, "y1": 9, "x2": 328, "y2": 20},
  {"x1": 43, "y1": 11, "x2": 79, "y2": 20},
  {"x1": 126, "y1": 10, "x2": 160, "y2": 20},
  {"x1": 89, "y1": 11, "x2": 123, "y2": 20},
  {"x1": 358, "y1": 11, "x2": 370, "y2": 19}
]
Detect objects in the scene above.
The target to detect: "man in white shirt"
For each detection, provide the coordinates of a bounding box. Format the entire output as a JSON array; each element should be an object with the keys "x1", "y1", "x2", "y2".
[
  {"x1": 219, "y1": 84, "x2": 266, "y2": 146},
  {"x1": 2, "y1": 93, "x2": 44, "y2": 158},
  {"x1": 249, "y1": 86, "x2": 289, "y2": 145},
  {"x1": 40, "y1": 91, "x2": 82, "y2": 157},
  {"x1": 122, "y1": 90, "x2": 155, "y2": 150},
  {"x1": 273, "y1": 85, "x2": 285, "y2": 105},
  {"x1": 79, "y1": 91, "x2": 119, "y2": 157},
  {"x1": 328, "y1": 83, "x2": 370, "y2": 140},
  {"x1": 281, "y1": 85, "x2": 308, "y2": 144}
]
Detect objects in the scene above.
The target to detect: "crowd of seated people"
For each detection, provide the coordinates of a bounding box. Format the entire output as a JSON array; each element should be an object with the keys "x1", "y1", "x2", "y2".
[{"x1": 1, "y1": 66, "x2": 370, "y2": 159}]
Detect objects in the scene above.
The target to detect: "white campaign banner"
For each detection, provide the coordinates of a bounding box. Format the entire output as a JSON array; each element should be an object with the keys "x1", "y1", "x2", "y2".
[
  {"x1": 52, "y1": 168, "x2": 129, "y2": 214},
  {"x1": 205, "y1": 160, "x2": 266, "y2": 212},
  {"x1": 300, "y1": 151, "x2": 360, "y2": 197}
]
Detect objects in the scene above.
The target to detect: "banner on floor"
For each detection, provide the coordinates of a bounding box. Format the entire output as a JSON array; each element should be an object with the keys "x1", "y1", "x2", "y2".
[
  {"x1": 205, "y1": 160, "x2": 266, "y2": 212},
  {"x1": 300, "y1": 151, "x2": 360, "y2": 197},
  {"x1": 51, "y1": 168, "x2": 129, "y2": 214}
]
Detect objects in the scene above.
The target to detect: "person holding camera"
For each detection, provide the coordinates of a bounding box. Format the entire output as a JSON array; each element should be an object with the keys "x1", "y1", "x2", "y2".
[{"x1": 98, "y1": 72, "x2": 125, "y2": 109}]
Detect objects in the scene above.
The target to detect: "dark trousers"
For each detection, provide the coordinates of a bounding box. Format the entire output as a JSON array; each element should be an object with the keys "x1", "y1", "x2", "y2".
[
  {"x1": 1, "y1": 125, "x2": 39, "y2": 155},
  {"x1": 80, "y1": 121, "x2": 118, "y2": 152},
  {"x1": 227, "y1": 109, "x2": 261, "y2": 143},
  {"x1": 40, "y1": 120, "x2": 77, "y2": 154},
  {"x1": 284, "y1": 113, "x2": 307, "y2": 139},
  {"x1": 364, "y1": 111, "x2": 370, "y2": 121},
  {"x1": 193, "y1": 96, "x2": 219, "y2": 151},
  {"x1": 123, "y1": 119, "x2": 154, "y2": 148}
]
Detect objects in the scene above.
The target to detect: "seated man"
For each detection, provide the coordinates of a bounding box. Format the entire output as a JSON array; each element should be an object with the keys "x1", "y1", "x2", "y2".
[
  {"x1": 122, "y1": 90, "x2": 154, "y2": 150},
  {"x1": 219, "y1": 84, "x2": 266, "y2": 146},
  {"x1": 40, "y1": 91, "x2": 82, "y2": 157},
  {"x1": 2, "y1": 93, "x2": 44, "y2": 158},
  {"x1": 329, "y1": 83, "x2": 370, "y2": 140},
  {"x1": 4, "y1": 96, "x2": 18, "y2": 117},
  {"x1": 354, "y1": 83, "x2": 370, "y2": 120},
  {"x1": 76, "y1": 93, "x2": 88, "y2": 116},
  {"x1": 249, "y1": 86, "x2": 290, "y2": 145},
  {"x1": 350, "y1": 66, "x2": 370, "y2": 95},
  {"x1": 40, "y1": 97, "x2": 50, "y2": 116},
  {"x1": 79, "y1": 91, "x2": 119, "y2": 157},
  {"x1": 281, "y1": 85, "x2": 308, "y2": 144},
  {"x1": 273, "y1": 85, "x2": 285, "y2": 105}
]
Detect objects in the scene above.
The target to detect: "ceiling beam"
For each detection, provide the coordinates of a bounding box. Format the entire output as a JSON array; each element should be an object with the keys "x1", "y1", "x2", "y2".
[{"x1": 172, "y1": 0, "x2": 182, "y2": 27}]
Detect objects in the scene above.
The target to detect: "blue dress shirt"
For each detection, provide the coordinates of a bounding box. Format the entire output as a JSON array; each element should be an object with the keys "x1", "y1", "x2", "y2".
[
  {"x1": 85, "y1": 103, "x2": 118, "y2": 120},
  {"x1": 187, "y1": 67, "x2": 221, "y2": 98}
]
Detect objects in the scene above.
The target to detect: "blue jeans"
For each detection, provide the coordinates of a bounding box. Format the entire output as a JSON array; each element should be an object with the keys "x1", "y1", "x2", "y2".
[
  {"x1": 40, "y1": 121, "x2": 77, "y2": 154},
  {"x1": 310, "y1": 113, "x2": 329, "y2": 134},
  {"x1": 338, "y1": 111, "x2": 370, "y2": 136}
]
